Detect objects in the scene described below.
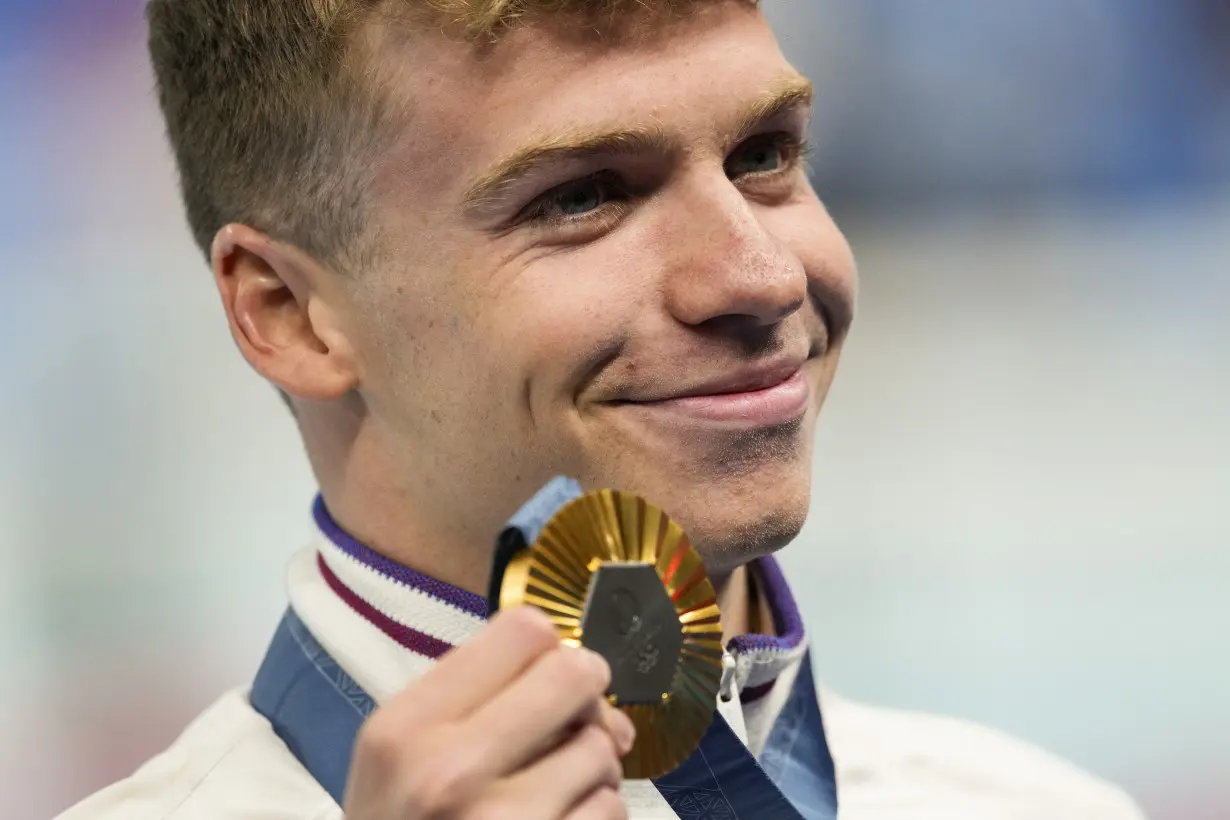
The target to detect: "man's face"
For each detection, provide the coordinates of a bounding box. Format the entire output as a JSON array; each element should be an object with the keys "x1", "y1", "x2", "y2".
[{"x1": 344, "y1": 1, "x2": 856, "y2": 574}]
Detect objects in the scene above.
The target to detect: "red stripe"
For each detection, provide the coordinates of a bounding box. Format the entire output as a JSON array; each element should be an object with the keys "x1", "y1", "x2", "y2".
[
  {"x1": 663, "y1": 545, "x2": 686, "y2": 587},
  {"x1": 316, "y1": 553, "x2": 456, "y2": 660},
  {"x1": 740, "y1": 679, "x2": 777, "y2": 704},
  {"x1": 670, "y1": 562, "x2": 708, "y2": 604}
]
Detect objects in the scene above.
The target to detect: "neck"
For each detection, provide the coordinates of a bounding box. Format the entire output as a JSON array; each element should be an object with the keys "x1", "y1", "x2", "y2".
[
  {"x1": 300, "y1": 403, "x2": 780, "y2": 633},
  {"x1": 299, "y1": 403, "x2": 517, "y2": 597},
  {"x1": 323, "y1": 488, "x2": 498, "y2": 597},
  {"x1": 715, "y1": 564, "x2": 778, "y2": 645},
  {"x1": 321, "y1": 486, "x2": 773, "y2": 637}
]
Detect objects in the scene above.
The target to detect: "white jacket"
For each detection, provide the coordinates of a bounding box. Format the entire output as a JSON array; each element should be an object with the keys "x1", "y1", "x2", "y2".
[{"x1": 60, "y1": 510, "x2": 1146, "y2": 820}]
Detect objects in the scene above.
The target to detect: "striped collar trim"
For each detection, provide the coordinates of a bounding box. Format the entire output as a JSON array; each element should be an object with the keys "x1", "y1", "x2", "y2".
[
  {"x1": 727, "y1": 555, "x2": 806, "y2": 655},
  {"x1": 313, "y1": 497, "x2": 486, "y2": 660},
  {"x1": 313, "y1": 495, "x2": 487, "y2": 618},
  {"x1": 312, "y1": 494, "x2": 808, "y2": 687},
  {"x1": 315, "y1": 553, "x2": 457, "y2": 659}
]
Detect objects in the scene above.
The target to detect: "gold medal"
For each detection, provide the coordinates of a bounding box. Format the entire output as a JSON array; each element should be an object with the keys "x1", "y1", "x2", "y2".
[{"x1": 493, "y1": 489, "x2": 723, "y2": 779}]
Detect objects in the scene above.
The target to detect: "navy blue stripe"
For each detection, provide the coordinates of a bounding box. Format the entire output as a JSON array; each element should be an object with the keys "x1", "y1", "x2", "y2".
[{"x1": 250, "y1": 611, "x2": 372, "y2": 805}]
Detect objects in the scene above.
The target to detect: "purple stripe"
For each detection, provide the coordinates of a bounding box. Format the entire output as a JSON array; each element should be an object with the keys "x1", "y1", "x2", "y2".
[
  {"x1": 727, "y1": 556, "x2": 806, "y2": 654},
  {"x1": 313, "y1": 495, "x2": 489, "y2": 618},
  {"x1": 317, "y1": 553, "x2": 456, "y2": 659}
]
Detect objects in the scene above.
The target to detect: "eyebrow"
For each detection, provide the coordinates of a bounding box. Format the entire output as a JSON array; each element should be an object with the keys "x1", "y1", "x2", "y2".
[
  {"x1": 459, "y1": 73, "x2": 816, "y2": 215},
  {"x1": 729, "y1": 74, "x2": 815, "y2": 145},
  {"x1": 460, "y1": 127, "x2": 671, "y2": 215}
]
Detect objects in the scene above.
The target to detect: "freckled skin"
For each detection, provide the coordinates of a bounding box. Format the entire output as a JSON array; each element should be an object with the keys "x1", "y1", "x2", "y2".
[{"x1": 220, "y1": 2, "x2": 856, "y2": 595}]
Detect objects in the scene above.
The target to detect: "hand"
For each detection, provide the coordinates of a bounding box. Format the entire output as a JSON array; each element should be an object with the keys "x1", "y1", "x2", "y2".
[{"x1": 342, "y1": 605, "x2": 636, "y2": 819}]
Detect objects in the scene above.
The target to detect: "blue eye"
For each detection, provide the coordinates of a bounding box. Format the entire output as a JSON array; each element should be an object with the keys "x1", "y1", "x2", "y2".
[
  {"x1": 728, "y1": 142, "x2": 784, "y2": 177},
  {"x1": 745, "y1": 145, "x2": 784, "y2": 172},
  {"x1": 545, "y1": 179, "x2": 609, "y2": 217}
]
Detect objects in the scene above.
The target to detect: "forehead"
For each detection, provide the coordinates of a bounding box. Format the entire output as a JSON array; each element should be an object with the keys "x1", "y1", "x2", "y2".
[{"x1": 367, "y1": 3, "x2": 796, "y2": 196}]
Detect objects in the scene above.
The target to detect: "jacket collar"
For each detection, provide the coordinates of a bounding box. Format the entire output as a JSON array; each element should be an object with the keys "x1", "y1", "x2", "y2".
[{"x1": 290, "y1": 494, "x2": 809, "y2": 751}]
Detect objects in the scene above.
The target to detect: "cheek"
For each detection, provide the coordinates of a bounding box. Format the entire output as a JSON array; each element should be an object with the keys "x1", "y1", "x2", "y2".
[
  {"x1": 492, "y1": 247, "x2": 647, "y2": 387},
  {"x1": 768, "y1": 199, "x2": 858, "y2": 327},
  {"x1": 348, "y1": 267, "x2": 490, "y2": 420}
]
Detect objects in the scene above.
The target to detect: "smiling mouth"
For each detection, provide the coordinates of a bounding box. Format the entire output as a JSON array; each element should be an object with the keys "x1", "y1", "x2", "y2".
[{"x1": 618, "y1": 357, "x2": 811, "y2": 427}]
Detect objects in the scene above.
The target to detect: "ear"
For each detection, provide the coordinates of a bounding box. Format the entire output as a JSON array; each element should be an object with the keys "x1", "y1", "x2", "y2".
[{"x1": 210, "y1": 224, "x2": 359, "y2": 402}]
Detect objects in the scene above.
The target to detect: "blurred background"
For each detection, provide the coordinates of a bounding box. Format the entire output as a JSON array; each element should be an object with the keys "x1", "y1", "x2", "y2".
[{"x1": 1, "y1": 0, "x2": 1226, "y2": 817}]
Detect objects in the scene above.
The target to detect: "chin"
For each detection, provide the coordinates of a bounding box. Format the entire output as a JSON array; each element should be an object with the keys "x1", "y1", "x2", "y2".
[
  {"x1": 574, "y1": 402, "x2": 820, "y2": 574},
  {"x1": 675, "y1": 475, "x2": 811, "y2": 577},
  {"x1": 581, "y1": 429, "x2": 815, "y2": 577}
]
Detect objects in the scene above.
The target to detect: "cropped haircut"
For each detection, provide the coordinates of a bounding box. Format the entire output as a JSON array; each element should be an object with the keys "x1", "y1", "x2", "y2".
[{"x1": 146, "y1": 0, "x2": 725, "y2": 272}]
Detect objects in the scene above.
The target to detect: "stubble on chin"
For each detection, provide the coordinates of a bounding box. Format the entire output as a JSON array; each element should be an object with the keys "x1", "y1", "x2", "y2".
[{"x1": 667, "y1": 420, "x2": 813, "y2": 575}]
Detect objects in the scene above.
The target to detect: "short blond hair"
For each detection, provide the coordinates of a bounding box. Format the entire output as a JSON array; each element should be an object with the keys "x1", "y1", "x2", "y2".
[{"x1": 145, "y1": 0, "x2": 721, "y2": 270}]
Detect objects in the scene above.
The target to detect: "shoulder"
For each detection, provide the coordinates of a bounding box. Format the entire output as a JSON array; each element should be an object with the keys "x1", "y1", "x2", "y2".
[
  {"x1": 820, "y1": 688, "x2": 1147, "y2": 820},
  {"x1": 56, "y1": 688, "x2": 340, "y2": 820}
]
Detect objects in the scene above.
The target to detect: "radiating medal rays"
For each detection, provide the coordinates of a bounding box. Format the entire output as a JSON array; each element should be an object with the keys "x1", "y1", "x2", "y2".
[{"x1": 498, "y1": 489, "x2": 724, "y2": 779}]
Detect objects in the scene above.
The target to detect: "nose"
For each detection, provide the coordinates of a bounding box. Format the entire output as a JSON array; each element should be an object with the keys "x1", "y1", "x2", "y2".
[{"x1": 660, "y1": 181, "x2": 807, "y2": 330}]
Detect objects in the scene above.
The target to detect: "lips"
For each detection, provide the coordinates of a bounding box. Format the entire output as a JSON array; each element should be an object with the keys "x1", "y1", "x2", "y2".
[
  {"x1": 618, "y1": 356, "x2": 811, "y2": 427},
  {"x1": 663, "y1": 357, "x2": 807, "y2": 400}
]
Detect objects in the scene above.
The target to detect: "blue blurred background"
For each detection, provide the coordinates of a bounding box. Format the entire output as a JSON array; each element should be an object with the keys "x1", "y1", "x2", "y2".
[{"x1": 1, "y1": 2, "x2": 1227, "y2": 818}]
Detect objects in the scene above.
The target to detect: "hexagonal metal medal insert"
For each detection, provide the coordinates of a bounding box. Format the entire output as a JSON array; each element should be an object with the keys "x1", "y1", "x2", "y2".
[{"x1": 579, "y1": 562, "x2": 683, "y2": 705}]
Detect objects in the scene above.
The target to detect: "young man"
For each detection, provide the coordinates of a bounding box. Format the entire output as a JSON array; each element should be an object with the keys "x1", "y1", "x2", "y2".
[{"x1": 61, "y1": 1, "x2": 1146, "y2": 818}]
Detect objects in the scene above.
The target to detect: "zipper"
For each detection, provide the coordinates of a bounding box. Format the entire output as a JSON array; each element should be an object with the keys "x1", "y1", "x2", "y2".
[
  {"x1": 716, "y1": 650, "x2": 749, "y2": 746},
  {"x1": 719, "y1": 651, "x2": 737, "y2": 702}
]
